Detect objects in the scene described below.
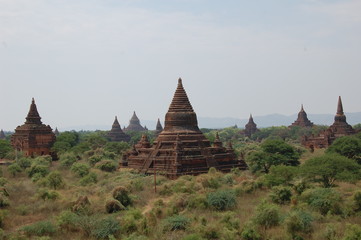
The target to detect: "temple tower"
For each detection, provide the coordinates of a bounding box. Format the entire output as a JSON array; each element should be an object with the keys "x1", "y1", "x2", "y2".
[
  {"x1": 290, "y1": 105, "x2": 314, "y2": 127},
  {"x1": 244, "y1": 114, "x2": 259, "y2": 137},
  {"x1": 155, "y1": 118, "x2": 163, "y2": 136},
  {"x1": 122, "y1": 78, "x2": 247, "y2": 177},
  {"x1": 11, "y1": 98, "x2": 56, "y2": 157},
  {"x1": 0, "y1": 130, "x2": 5, "y2": 140},
  {"x1": 54, "y1": 127, "x2": 60, "y2": 136},
  {"x1": 328, "y1": 96, "x2": 355, "y2": 137},
  {"x1": 107, "y1": 116, "x2": 131, "y2": 142},
  {"x1": 124, "y1": 111, "x2": 146, "y2": 132}
]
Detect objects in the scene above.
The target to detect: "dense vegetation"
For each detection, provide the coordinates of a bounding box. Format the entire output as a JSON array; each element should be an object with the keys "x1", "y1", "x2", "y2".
[{"x1": 0, "y1": 127, "x2": 360, "y2": 239}]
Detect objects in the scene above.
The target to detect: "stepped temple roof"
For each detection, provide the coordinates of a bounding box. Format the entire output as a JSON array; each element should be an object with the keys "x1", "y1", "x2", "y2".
[
  {"x1": 124, "y1": 111, "x2": 146, "y2": 132},
  {"x1": 122, "y1": 78, "x2": 247, "y2": 178},
  {"x1": 0, "y1": 130, "x2": 5, "y2": 140},
  {"x1": 290, "y1": 105, "x2": 314, "y2": 127},
  {"x1": 107, "y1": 116, "x2": 131, "y2": 142},
  {"x1": 11, "y1": 98, "x2": 56, "y2": 157},
  {"x1": 244, "y1": 114, "x2": 259, "y2": 137}
]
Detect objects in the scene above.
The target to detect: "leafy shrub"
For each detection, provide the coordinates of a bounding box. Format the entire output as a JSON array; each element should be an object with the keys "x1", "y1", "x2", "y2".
[
  {"x1": 56, "y1": 210, "x2": 78, "y2": 231},
  {"x1": 112, "y1": 187, "x2": 132, "y2": 207},
  {"x1": 8, "y1": 163, "x2": 22, "y2": 177},
  {"x1": 88, "y1": 155, "x2": 103, "y2": 166},
  {"x1": 71, "y1": 163, "x2": 90, "y2": 177},
  {"x1": 0, "y1": 210, "x2": 7, "y2": 227},
  {"x1": 343, "y1": 224, "x2": 361, "y2": 240},
  {"x1": 17, "y1": 157, "x2": 31, "y2": 169},
  {"x1": 353, "y1": 191, "x2": 361, "y2": 211},
  {"x1": 253, "y1": 202, "x2": 281, "y2": 229},
  {"x1": 120, "y1": 209, "x2": 143, "y2": 234},
  {"x1": 263, "y1": 165, "x2": 298, "y2": 187},
  {"x1": 92, "y1": 216, "x2": 121, "y2": 239},
  {"x1": 284, "y1": 210, "x2": 313, "y2": 238},
  {"x1": 105, "y1": 199, "x2": 125, "y2": 213},
  {"x1": 301, "y1": 188, "x2": 342, "y2": 215},
  {"x1": 45, "y1": 171, "x2": 64, "y2": 189},
  {"x1": 36, "y1": 188, "x2": 59, "y2": 201},
  {"x1": 0, "y1": 178, "x2": 7, "y2": 187},
  {"x1": 95, "y1": 160, "x2": 117, "y2": 172},
  {"x1": 0, "y1": 194, "x2": 9, "y2": 208},
  {"x1": 59, "y1": 153, "x2": 77, "y2": 167},
  {"x1": 187, "y1": 194, "x2": 208, "y2": 210},
  {"x1": 207, "y1": 190, "x2": 236, "y2": 211},
  {"x1": 79, "y1": 172, "x2": 97, "y2": 186},
  {"x1": 182, "y1": 234, "x2": 205, "y2": 240},
  {"x1": 21, "y1": 220, "x2": 57, "y2": 237},
  {"x1": 27, "y1": 165, "x2": 49, "y2": 178},
  {"x1": 163, "y1": 215, "x2": 190, "y2": 231},
  {"x1": 74, "y1": 215, "x2": 98, "y2": 237},
  {"x1": 72, "y1": 196, "x2": 91, "y2": 214},
  {"x1": 270, "y1": 186, "x2": 292, "y2": 204},
  {"x1": 241, "y1": 222, "x2": 262, "y2": 240}
]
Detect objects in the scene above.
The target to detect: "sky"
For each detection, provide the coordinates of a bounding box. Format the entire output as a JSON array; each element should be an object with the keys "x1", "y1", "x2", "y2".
[{"x1": 1, "y1": 0, "x2": 361, "y2": 131}]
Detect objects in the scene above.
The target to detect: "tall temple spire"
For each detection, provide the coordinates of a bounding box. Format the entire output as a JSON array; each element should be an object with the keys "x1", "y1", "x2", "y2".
[
  {"x1": 336, "y1": 96, "x2": 344, "y2": 115},
  {"x1": 156, "y1": 118, "x2": 163, "y2": 131},
  {"x1": 25, "y1": 98, "x2": 42, "y2": 124},
  {"x1": 168, "y1": 78, "x2": 194, "y2": 112},
  {"x1": 164, "y1": 78, "x2": 198, "y2": 131},
  {"x1": 113, "y1": 116, "x2": 120, "y2": 128},
  {"x1": 249, "y1": 114, "x2": 255, "y2": 124}
]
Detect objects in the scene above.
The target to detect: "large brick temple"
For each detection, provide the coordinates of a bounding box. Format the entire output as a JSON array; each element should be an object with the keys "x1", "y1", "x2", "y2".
[
  {"x1": 302, "y1": 96, "x2": 355, "y2": 148},
  {"x1": 11, "y1": 98, "x2": 56, "y2": 157},
  {"x1": 122, "y1": 78, "x2": 247, "y2": 177}
]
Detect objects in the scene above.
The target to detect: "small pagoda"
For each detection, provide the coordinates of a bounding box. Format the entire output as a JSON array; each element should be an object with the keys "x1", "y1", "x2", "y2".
[
  {"x1": 302, "y1": 96, "x2": 355, "y2": 149},
  {"x1": 54, "y1": 127, "x2": 60, "y2": 136},
  {"x1": 107, "y1": 116, "x2": 131, "y2": 142},
  {"x1": 122, "y1": 78, "x2": 247, "y2": 178},
  {"x1": 0, "y1": 130, "x2": 5, "y2": 140},
  {"x1": 244, "y1": 114, "x2": 259, "y2": 137},
  {"x1": 155, "y1": 118, "x2": 163, "y2": 136},
  {"x1": 124, "y1": 111, "x2": 146, "y2": 132},
  {"x1": 290, "y1": 105, "x2": 314, "y2": 128},
  {"x1": 11, "y1": 98, "x2": 56, "y2": 157}
]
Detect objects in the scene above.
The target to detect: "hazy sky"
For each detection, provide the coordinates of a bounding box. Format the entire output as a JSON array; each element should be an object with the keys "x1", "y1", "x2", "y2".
[{"x1": 1, "y1": 0, "x2": 361, "y2": 131}]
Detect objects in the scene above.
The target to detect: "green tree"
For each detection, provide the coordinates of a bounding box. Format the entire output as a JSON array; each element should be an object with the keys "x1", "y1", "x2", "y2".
[
  {"x1": 326, "y1": 136, "x2": 361, "y2": 164},
  {"x1": 0, "y1": 140, "x2": 12, "y2": 159},
  {"x1": 301, "y1": 154, "x2": 361, "y2": 187},
  {"x1": 52, "y1": 131, "x2": 79, "y2": 153},
  {"x1": 247, "y1": 139, "x2": 300, "y2": 173},
  {"x1": 104, "y1": 142, "x2": 130, "y2": 155}
]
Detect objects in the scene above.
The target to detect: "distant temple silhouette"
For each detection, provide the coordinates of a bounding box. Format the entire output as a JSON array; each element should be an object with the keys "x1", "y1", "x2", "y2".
[
  {"x1": 155, "y1": 118, "x2": 163, "y2": 136},
  {"x1": 11, "y1": 98, "x2": 56, "y2": 157},
  {"x1": 0, "y1": 129, "x2": 5, "y2": 140},
  {"x1": 107, "y1": 116, "x2": 131, "y2": 142},
  {"x1": 244, "y1": 114, "x2": 259, "y2": 137},
  {"x1": 302, "y1": 96, "x2": 355, "y2": 149},
  {"x1": 290, "y1": 105, "x2": 314, "y2": 128},
  {"x1": 122, "y1": 78, "x2": 247, "y2": 178},
  {"x1": 124, "y1": 111, "x2": 146, "y2": 132}
]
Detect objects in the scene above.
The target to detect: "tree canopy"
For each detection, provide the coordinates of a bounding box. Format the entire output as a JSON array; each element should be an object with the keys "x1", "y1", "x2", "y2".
[
  {"x1": 246, "y1": 139, "x2": 301, "y2": 173},
  {"x1": 301, "y1": 153, "x2": 361, "y2": 188},
  {"x1": 326, "y1": 136, "x2": 361, "y2": 164}
]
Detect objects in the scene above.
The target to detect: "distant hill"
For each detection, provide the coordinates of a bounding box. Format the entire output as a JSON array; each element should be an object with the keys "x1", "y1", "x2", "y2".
[{"x1": 60, "y1": 112, "x2": 361, "y2": 131}]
